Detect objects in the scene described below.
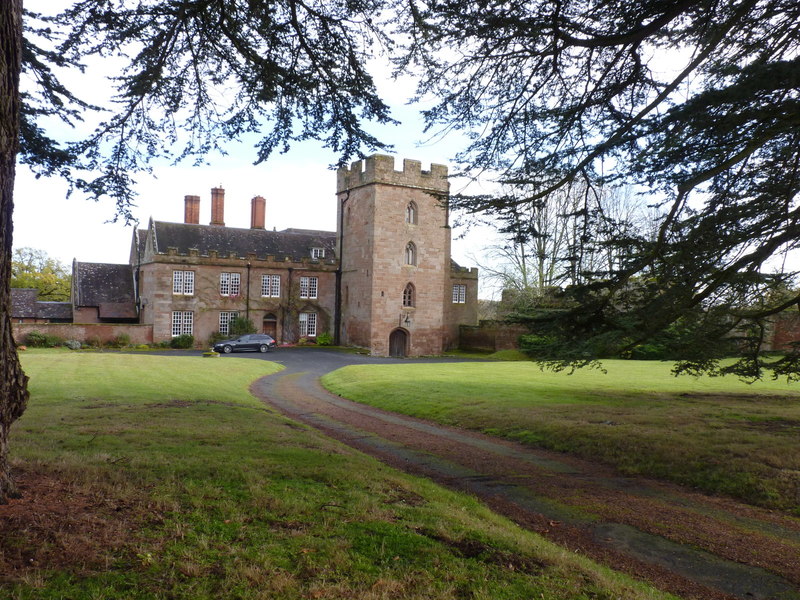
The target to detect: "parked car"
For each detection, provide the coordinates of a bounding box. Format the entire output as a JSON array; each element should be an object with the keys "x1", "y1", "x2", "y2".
[{"x1": 213, "y1": 334, "x2": 277, "y2": 354}]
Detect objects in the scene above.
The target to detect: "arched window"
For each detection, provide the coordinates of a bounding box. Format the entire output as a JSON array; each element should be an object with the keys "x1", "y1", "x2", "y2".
[
  {"x1": 405, "y1": 242, "x2": 417, "y2": 266},
  {"x1": 405, "y1": 201, "x2": 418, "y2": 224},
  {"x1": 402, "y1": 283, "x2": 415, "y2": 307}
]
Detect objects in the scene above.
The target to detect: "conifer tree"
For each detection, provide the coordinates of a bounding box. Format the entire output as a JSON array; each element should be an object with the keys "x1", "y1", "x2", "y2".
[
  {"x1": 1, "y1": 0, "x2": 394, "y2": 503},
  {"x1": 406, "y1": 0, "x2": 800, "y2": 378}
]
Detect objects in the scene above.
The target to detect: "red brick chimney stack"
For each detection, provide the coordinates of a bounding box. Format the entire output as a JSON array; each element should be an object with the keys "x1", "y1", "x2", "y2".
[
  {"x1": 251, "y1": 196, "x2": 266, "y2": 229},
  {"x1": 210, "y1": 187, "x2": 225, "y2": 226},
  {"x1": 184, "y1": 195, "x2": 200, "y2": 224}
]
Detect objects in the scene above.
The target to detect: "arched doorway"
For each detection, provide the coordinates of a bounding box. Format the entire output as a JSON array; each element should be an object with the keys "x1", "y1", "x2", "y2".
[
  {"x1": 262, "y1": 313, "x2": 278, "y2": 339},
  {"x1": 389, "y1": 329, "x2": 408, "y2": 358}
]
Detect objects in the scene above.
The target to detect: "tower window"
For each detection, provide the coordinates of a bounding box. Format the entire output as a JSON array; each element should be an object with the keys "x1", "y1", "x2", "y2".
[
  {"x1": 403, "y1": 283, "x2": 415, "y2": 307},
  {"x1": 406, "y1": 201, "x2": 418, "y2": 224},
  {"x1": 405, "y1": 242, "x2": 417, "y2": 266},
  {"x1": 452, "y1": 284, "x2": 466, "y2": 303}
]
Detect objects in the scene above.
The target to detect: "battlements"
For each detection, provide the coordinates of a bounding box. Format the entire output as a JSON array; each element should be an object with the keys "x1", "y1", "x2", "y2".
[
  {"x1": 451, "y1": 265, "x2": 479, "y2": 279},
  {"x1": 337, "y1": 154, "x2": 449, "y2": 193}
]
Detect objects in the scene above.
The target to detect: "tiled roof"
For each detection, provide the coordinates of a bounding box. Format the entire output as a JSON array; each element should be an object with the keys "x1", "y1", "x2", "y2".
[
  {"x1": 73, "y1": 262, "x2": 135, "y2": 308},
  {"x1": 10, "y1": 289, "x2": 73, "y2": 321},
  {"x1": 10, "y1": 288, "x2": 38, "y2": 318},
  {"x1": 36, "y1": 302, "x2": 73, "y2": 320},
  {"x1": 151, "y1": 221, "x2": 337, "y2": 262}
]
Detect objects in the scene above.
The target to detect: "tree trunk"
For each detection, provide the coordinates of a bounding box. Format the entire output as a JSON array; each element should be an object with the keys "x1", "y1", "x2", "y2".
[{"x1": 0, "y1": 0, "x2": 29, "y2": 504}]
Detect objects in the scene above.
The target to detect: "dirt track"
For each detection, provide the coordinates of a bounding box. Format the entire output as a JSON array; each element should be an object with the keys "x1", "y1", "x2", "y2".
[{"x1": 250, "y1": 349, "x2": 800, "y2": 600}]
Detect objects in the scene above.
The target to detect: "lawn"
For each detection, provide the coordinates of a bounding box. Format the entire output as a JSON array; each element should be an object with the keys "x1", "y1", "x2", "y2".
[
  {"x1": 321, "y1": 360, "x2": 800, "y2": 512},
  {"x1": 2, "y1": 350, "x2": 674, "y2": 600}
]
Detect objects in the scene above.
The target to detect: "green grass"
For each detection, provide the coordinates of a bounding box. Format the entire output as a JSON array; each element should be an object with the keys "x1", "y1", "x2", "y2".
[
  {"x1": 3, "y1": 350, "x2": 674, "y2": 599},
  {"x1": 321, "y1": 360, "x2": 800, "y2": 512}
]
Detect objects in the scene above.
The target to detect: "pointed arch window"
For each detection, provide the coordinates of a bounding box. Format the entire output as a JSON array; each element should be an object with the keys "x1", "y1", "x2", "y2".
[
  {"x1": 402, "y1": 283, "x2": 415, "y2": 307},
  {"x1": 405, "y1": 242, "x2": 417, "y2": 266},
  {"x1": 405, "y1": 201, "x2": 418, "y2": 224}
]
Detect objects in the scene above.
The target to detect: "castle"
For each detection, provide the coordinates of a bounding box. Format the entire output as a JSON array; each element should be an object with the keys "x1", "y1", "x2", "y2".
[{"x1": 16, "y1": 155, "x2": 479, "y2": 357}]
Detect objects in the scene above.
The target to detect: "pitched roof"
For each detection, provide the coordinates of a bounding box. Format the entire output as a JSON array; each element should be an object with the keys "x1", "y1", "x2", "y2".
[
  {"x1": 10, "y1": 289, "x2": 73, "y2": 321},
  {"x1": 36, "y1": 301, "x2": 73, "y2": 320},
  {"x1": 10, "y1": 288, "x2": 38, "y2": 318},
  {"x1": 150, "y1": 221, "x2": 337, "y2": 262},
  {"x1": 73, "y1": 262, "x2": 135, "y2": 308}
]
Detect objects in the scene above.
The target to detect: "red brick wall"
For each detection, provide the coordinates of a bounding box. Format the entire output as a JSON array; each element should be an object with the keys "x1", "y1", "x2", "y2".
[
  {"x1": 13, "y1": 323, "x2": 154, "y2": 345},
  {"x1": 459, "y1": 321, "x2": 528, "y2": 352},
  {"x1": 770, "y1": 313, "x2": 800, "y2": 351}
]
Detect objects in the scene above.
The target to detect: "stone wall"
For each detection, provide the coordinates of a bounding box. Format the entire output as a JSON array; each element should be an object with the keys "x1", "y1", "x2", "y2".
[
  {"x1": 338, "y1": 154, "x2": 456, "y2": 356},
  {"x1": 445, "y1": 267, "x2": 479, "y2": 350},
  {"x1": 139, "y1": 256, "x2": 337, "y2": 345},
  {"x1": 459, "y1": 321, "x2": 528, "y2": 352}
]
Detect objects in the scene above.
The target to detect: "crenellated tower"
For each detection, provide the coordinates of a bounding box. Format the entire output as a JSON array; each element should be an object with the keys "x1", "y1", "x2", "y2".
[{"x1": 336, "y1": 154, "x2": 456, "y2": 356}]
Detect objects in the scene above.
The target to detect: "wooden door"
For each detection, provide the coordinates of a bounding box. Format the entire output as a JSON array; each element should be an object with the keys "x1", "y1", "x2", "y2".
[
  {"x1": 389, "y1": 329, "x2": 408, "y2": 357},
  {"x1": 262, "y1": 315, "x2": 277, "y2": 339}
]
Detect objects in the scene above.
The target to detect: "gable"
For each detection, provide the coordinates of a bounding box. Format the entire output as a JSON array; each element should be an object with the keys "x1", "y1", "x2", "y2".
[{"x1": 73, "y1": 262, "x2": 136, "y2": 308}]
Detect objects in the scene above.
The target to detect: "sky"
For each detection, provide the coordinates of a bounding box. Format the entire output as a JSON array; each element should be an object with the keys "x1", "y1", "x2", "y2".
[{"x1": 11, "y1": 17, "x2": 501, "y2": 297}]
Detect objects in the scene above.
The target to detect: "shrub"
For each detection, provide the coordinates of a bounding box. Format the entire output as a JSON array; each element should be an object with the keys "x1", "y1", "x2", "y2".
[
  {"x1": 86, "y1": 336, "x2": 104, "y2": 349},
  {"x1": 229, "y1": 317, "x2": 256, "y2": 337},
  {"x1": 25, "y1": 331, "x2": 65, "y2": 348},
  {"x1": 25, "y1": 331, "x2": 46, "y2": 347},
  {"x1": 110, "y1": 333, "x2": 131, "y2": 348},
  {"x1": 208, "y1": 331, "x2": 227, "y2": 347},
  {"x1": 64, "y1": 339, "x2": 82, "y2": 350},
  {"x1": 628, "y1": 343, "x2": 670, "y2": 360},
  {"x1": 316, "y1": 331, "x2": 334, "y2": 346},
  {"x1": 170, "y1": 334, "x2": 195, "y2": 349},
  {"x1": 518, "y1": 334, "x2": 556, "y2": 357}
]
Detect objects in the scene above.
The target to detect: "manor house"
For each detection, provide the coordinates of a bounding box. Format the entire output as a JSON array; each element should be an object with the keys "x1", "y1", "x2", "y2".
[{"x1": 58, "y1": 155, "x2": 478, "y2": 356}]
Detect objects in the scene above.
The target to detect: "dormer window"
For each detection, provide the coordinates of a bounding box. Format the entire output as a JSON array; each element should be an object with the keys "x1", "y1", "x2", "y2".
[{"x1": 311, "y1": 247, "x2": 325, "y2": 259}]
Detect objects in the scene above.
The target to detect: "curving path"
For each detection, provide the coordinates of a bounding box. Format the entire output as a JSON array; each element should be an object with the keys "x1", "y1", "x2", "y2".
[{"x1": 242, "y1": 348, "x2": 800, "y2": 600}]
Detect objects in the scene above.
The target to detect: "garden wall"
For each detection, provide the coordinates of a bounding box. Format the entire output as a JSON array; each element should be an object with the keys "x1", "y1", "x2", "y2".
[
  {"x1": 769, "y1": 313, "x2": 800, "y2": 351},
  {"x1": 459, "y1": 321, "x2": 528, "y2": 352},
  {"x1": 13, "y1": 323, "x2": 154, "y2": 346}
]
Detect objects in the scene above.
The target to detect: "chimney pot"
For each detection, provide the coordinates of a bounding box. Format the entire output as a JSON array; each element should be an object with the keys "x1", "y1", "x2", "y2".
[
  {"x1": 184, "y1": 195, "x2": 200, "y2": 224},
  {"x1": 251, "y1": 196, "x2": 266, "y2": 229},
  {"x1": 210, "y1": 187, "x2": 225, "y2": 226}
]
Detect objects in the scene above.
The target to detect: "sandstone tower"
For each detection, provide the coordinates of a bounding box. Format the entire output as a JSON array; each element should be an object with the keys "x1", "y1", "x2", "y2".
[{"x1": 337, "y1": 154, "x2": 472, "y2": 356}]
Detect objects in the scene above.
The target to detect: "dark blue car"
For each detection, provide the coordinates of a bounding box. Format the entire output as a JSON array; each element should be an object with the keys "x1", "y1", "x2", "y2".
[{"x1": 213, "y1": 334, "x2": 277, "y2": 354}]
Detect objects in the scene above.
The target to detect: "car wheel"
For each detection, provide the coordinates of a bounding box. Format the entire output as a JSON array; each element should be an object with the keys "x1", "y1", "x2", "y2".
[
  {"x1": 223, "y1": 345, "x2": 233, "y2": 354},
  {"x1": 259, "y1": 344, "x2": 268, "y2": 353}
]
